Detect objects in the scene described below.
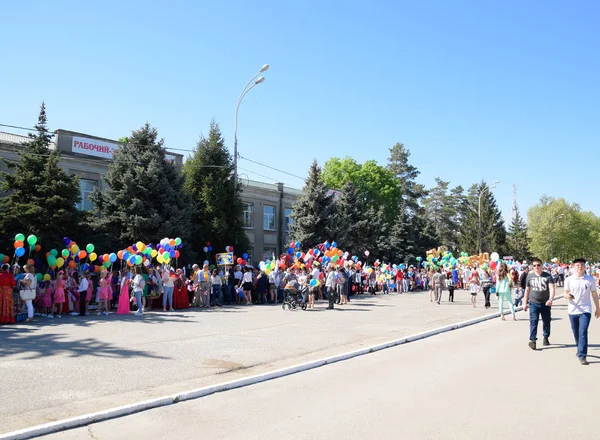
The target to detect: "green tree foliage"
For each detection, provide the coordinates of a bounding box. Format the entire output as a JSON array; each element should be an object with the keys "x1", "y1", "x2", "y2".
[
  {"x1": 0, "y1": 102, "x2": 81, "y2": 251},
  {"x1": 387, "y1": 142, "x2": 426, "y2": 214},
  {"x1": 290, "y1": 160, "x2": 336, "y2": 248},
  {"x1": 421, "y1": 178, "x2": 464, "y2": 252},
  {"x1": 182, "y1": 120, "x2": 249, "y2": 261},
  {"x1": 386, "y1": 209, "x2": 416, "y2": 263},
  {"x1": 458, "y1": 182, "x2": 506, "y2": 255},
  {"x1": 506, "y1": 208, "x2": 531, "y2": 261},
  {"x1": 91, "y1": 123, "x2": 190, "y2": 249},
  {"x1": 322, "y1": 156, "x2": 401, "y2": 223},
  {"x1": 527, "y1": 196, "x2": 600, "y2": 262},
  {"x1": 333, "y1": 181, "x2": 386, "y2": 258}
]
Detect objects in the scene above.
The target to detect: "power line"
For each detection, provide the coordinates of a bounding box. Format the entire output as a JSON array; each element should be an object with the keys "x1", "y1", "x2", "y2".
[
  {"x1": 0, "y1": 122, "x2": 193, "y2": 153},
  {"x1": 238, "y1": 154, "x2": 305, "y2": 180},
  {"x1": 237, "y1": 166, "x2": 280, "y2": 182}
]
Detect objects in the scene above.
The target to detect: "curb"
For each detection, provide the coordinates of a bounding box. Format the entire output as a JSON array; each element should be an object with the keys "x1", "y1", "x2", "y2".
[{"x1": 0, "y1": 304, "x2": 527, "y2": 440}]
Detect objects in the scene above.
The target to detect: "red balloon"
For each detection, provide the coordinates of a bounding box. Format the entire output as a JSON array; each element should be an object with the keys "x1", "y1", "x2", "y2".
[
  {"x1": 489, "y1": 261, "x2": 497, "y2": 270},
  {"x1": 290, "y1": 242, "x2": 296, "y2": 249},
  {"x1": 308, "y1": 249, "x2": 314, "y2": 255},
  {"x1": 237, "y1": 258, "x2": 243, "y2": 264},
  {"x1": 175, "y1": 250, "x2": 180, "y2": 258}
]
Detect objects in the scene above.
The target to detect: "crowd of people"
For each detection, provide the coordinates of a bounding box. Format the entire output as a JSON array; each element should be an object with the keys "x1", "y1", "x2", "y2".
[{"x1": 1, "y1": 255, "x2": 599, "y2": 366}]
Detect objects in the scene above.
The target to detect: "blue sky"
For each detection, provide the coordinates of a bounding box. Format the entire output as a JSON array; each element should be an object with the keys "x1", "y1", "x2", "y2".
[{"x1": 2, "y1": 1, "x2": 599, "y2": 223}]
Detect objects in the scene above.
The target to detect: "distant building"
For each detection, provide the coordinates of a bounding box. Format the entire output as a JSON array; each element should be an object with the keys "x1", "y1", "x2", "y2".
[{"x1": 0, "y1": 129, "x2": 302, "y2": 259}]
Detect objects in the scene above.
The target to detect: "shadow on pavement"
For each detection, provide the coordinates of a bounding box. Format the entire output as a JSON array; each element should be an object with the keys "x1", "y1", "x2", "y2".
[{"x1": 0, "y1": 326, "x2": 171, "y2": 361}]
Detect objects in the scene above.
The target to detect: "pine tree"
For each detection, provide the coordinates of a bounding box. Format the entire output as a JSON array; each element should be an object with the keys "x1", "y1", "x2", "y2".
[
  {"x1": 387, "y1": 142, "x2": 426, "y2": 215},
  {"x1": 290, "y1": 160, "x2": 335, "y2": 248},
  {"x1": 91, "y1": 123, "x2": 191, "y2": 248},
  {"x1": 386, "y1": 208, "x2": 416, "y2": 263},
  {"x1": 507, "y1": 208, "x2": 531, "y2": 261},
  {"x1": 0, "y1": 102, "x2": 81, "y2": 250},
  {"x1": 458, "y1": 182, "x2": 506, "y2": 255},
  {"x1": 182, "y1": 120, "x2": 249, "y2": 260}
]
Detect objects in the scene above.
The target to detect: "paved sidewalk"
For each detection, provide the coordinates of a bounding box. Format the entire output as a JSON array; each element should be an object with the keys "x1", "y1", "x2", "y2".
[
  {"x1": 1, "y1": 288, "x2": 518, "y2": 434},
  {"x1": 41, "y1": 300, "x2": 598, "y2": 440}
]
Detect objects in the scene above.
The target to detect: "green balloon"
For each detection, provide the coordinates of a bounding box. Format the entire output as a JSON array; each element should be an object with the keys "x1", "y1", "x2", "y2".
[
  {"x1": 86, "y1": 243, "x2": 95, "y2": 253},
  {"x1": 50, "y1": 249, "x2": 58, "y2": 257},
  {"x1": 47, "y1": 256, "x2": 57, "y2": 267},
  {"x1": 36, "y1": 273, "x2": 43, "y2": 282},
  {"x1": 135, "y1": 255, "x2": 142, "y2": 265},
  {"x1": 175, "y1": 237, "x2": 182, "y2": 246},
  {"x1": 27, "y1": 234, "x2": 37, "y2": 246},
  {"x1": 103, "y1": 261, "x2": 111, "y2": 268},
  {"x1": 61, "y1": 249, "x2": 70, "y2": 258},
  {"x1": 15, "y1": 233, "x2": 25, "y2": 242}
]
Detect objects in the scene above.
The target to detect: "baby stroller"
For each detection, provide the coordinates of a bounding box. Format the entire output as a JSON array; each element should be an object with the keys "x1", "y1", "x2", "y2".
[{"x1": 282, "y1": 281, "x2": 308, "y2": 311}]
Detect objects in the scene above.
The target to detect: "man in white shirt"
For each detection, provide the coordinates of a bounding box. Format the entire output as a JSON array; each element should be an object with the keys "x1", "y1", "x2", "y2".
[{"x1": 564, "y1": 258, "x2": 600, "y2": 365}]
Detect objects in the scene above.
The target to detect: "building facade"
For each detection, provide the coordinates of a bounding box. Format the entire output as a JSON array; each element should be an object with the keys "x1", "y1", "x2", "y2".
[
  {"x1": 0, "y1": 129, "x2": 302, "y2": 262},
  {"x1": 240, "y1": 180, "x2": 302, "y2": 264}
]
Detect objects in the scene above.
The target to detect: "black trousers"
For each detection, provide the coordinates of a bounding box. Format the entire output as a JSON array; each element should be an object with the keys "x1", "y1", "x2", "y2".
[
  {"x1": 483, "y1": 286, "x2": 491, "y2": 308},
  {"x1": 328, "y1": 287, "x2": 336, "y2": 309},
  {"x1": 448, "y1": 287, "x2": 454, "y2": 302}
]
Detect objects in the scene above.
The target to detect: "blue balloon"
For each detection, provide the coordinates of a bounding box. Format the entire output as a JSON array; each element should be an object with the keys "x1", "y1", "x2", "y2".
[
  {"x1": 63, "y1": 237, "x2": 71, "y2": 245},
  {"x1": 331, "y1": 241, "x2": 337, "y2": 248},
  {"x1": 296, "y1": 252, "x2": 302, "y2": 259},
  {"x1": 15, "y1": 247, "x2": 25, "y2": 257},
  {"x1": 295, "y1": 241, "x2": 301, "y2": 249},
  {"x1": 164, "y1": 244, "x2": 171, "y2": 252},
  {"x1": 310, "y1": 279, "x2": 317, "y2": 287},
  {"x1": 81, "y1": 263, "x2": 89, "y2": 272},
  {"x1": 314, "y1": 249, "x2": 320, "y2": 256},
  {"x1": 74, "y1": 256, "x2": 80, "y2": 263},
  {"x1": 287, "y1": 247, "x2": 293, "y2": 255},
  {"x1": 128, "y1": 255, "x2": 136, "y2": 264},
  {"x1": 208, "y1": 246, "x2": 212, "y2": 252},
  {"x1": 243, "y1": 253, "x2": 248, "y2": 260},
  {"x1": 109, "y1": 253, "x2": 117, "y2": 263},
  {"x1": 324, "y1": 242, "x2": 330, "y2": 249},
  {"x1": 169, "y1": 250, "x2": 175, "y2": 258},
  {"x1": 123, "y1": 251, "x2": 130, "y2": 260}
]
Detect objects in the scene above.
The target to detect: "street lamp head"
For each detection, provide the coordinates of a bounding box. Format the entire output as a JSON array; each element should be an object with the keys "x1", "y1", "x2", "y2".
[
  {"x1": 255, "y1": 77, "x2": 265, "y2": 84},
  {"x1": 260, "y1": 64, "x2": 270, "y2": 73}
]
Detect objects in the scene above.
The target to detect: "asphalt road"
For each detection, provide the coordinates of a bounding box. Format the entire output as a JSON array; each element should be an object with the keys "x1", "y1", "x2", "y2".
[
  {"x1": 1, "y1": 288, "x2": 523, "y2": 434},
  {"x1": 41, "y1": 300, "x2": 599, "y2": 440}
]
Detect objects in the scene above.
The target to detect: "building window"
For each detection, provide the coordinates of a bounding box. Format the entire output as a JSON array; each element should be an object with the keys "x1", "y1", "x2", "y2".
[
  {"x1": 263, "y1": 247, "x2": 276, "y2": 262},
  {"x1": 285, "y1": 208, "x2": 294, "y2": 232},
  {"x1": 263, "y1": 205, "x2": 276, "y2": 231},
  {"x1": 243, "y1": 203, "x2": 254, "y2": 228},
  {"x1": 76, "y1": 179, "x2": 97, "y2": 211}
]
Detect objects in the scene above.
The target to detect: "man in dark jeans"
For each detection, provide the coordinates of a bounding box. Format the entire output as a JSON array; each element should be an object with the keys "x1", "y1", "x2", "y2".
[
  {"x1": 524, "y1": 258, "x2": 556, "y2": 350},
  {"x1": 225, "y1": 265, "x2": 236, "y2": 305}
]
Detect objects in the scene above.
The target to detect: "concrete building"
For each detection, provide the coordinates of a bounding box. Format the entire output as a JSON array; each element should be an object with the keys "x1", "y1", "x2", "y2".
[
  {"x1": 240, "y1": 180, "x2": 302, "y2": 264},
  {"x1": 0, "y1": 129, "x2": 302, "y2": 261}
]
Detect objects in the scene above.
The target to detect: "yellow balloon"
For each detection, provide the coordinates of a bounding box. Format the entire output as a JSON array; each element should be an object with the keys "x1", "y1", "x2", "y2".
[
  {"x1": 89, "y1": 252, "x2": 97, "y2": 262},
  {"x1": 157, "y1": 254, "x2": 164, "y2": 264},
  {"x1": 151, "y1": 249, "x2": 158, "y2": 258},
  {"x1": 136, "y1": 241, "x2": 145, "y2": 252},
  {"x1": 71, "y1": 244, "x2": 79, "y2": 254},
  {"x1": 43, "y1": 274, "x2": 51, "y2": 281},
  {"x1": 56, "y1": 257, "x2": 64, "y2": 268}
]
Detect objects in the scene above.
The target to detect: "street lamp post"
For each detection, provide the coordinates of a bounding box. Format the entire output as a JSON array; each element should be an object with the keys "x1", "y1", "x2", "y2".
[
  {"x1": 233, "y1": 64, "x2": 269, "y2": 184},
  {"x1": 478, "y1": 180, "x2": 500, "y2": 255}
]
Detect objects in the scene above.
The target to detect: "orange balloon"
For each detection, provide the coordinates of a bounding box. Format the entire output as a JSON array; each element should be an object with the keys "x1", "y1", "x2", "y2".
[
  {"x1": 27, "y1": 259, "x2": 34, "y2": 265},
  {"x1": 117, "y1": 250, "x2": 124, "y2": 260},
  {"x1": 14, "y1": 240, "x2": 23, "y2": 249},
  {"x1": 169, "y1": 239, "x2": 176, "y2": 247},
  {"x1": 35, "y1": 244, "x2": 41, "y2": 252},
  {"x1": 3, "y1": 256, "x2": 9, "y2": 263},
  {"x1": 46, "y1": 252, "x2": 50, "y2": 258},
  {"x1": 127, "y1": 260, "x2": 134, "y2": 266},
  {"x1": 78, "y1": 250, "x2": 87, "y2": 259},
  {"x1": 337, "y1": 249, "x2": 343, "y2": 256},
  {"x1": 102, "y1": 254, "x2": 110, "y2": 263},
  {"x1": 68, "y1": 261, "x2": 76, "y2": 269}
]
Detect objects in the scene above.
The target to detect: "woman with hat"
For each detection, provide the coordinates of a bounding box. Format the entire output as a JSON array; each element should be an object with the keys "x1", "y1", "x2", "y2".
[{"x1": 18, "y1": 264, "x2": 37, "y2": 322}]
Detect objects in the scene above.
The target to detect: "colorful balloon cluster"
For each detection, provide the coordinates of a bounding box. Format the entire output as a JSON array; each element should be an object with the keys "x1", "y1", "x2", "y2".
[
  {"x1": 12, "y1": 233, "x2": 39, "y2": 260},
  {"x1": 117, "y1": 237, "x2": 183, "y2": 267}
]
